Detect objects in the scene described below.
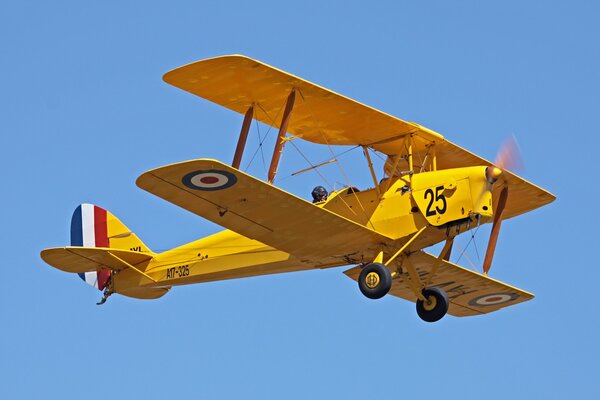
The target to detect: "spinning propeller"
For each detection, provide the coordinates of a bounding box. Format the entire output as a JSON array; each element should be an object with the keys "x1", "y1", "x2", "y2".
[{"x1": 482, "y1": 136, "x2": 522, "y2": 275}]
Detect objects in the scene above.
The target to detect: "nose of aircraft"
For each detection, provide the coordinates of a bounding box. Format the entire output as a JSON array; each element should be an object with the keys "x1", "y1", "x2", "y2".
[{"x1": 485, "y1": 166, "x2": 503, "y2": 183}]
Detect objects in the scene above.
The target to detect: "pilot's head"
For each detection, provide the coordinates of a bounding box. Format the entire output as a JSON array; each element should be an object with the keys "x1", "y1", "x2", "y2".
[{"x1": 311, "y1": 186, "x2": 328, "y2": 203}]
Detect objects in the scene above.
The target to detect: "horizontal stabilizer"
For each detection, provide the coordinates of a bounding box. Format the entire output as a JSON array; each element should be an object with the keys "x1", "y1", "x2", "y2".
[
  {"x1": 41, "y1": 247, "x2": 153, "y2": 274},
  {"x1": 344, "y1": 251, "x2": 534, "y2": 317}
]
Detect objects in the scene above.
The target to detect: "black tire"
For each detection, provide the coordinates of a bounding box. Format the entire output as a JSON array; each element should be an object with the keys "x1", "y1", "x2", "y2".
[
  {"x1": 358, "y1": 263, "x2": 392, "y2": 299},
  {"x1": 416, "y1": 287, "x2": 449, "y2": 322}
]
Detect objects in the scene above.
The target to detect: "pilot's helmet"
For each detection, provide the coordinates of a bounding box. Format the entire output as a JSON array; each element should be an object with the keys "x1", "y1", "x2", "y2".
[{"x1": 311, "y1": 186, "x2": 328, "y2": 202}]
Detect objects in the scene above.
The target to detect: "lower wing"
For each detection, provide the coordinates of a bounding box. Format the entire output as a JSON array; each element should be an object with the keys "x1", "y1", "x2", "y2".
[
  {"x1": 344, "y1": 250, "x2": 534, "y2": 317},
  {"x1": 136, "y1": 158, "x2": 392, "y2": 265}
]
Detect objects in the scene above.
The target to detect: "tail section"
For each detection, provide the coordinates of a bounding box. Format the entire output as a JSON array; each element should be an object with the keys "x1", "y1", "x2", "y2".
[
  {"x1": 71, "y1": 203, "x2": 151, "y2": 252},
  {"x1": 41, "y1": 203, "x2": 169, "y2": 302},
  {"x1": 71, "y1": 204, "x2": 152, "y2": 289}
]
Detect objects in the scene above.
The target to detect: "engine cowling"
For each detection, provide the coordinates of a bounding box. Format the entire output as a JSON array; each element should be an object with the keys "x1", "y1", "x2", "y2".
[{"x1": 411, "y1": 166, "x2": 494, "y2": 226}]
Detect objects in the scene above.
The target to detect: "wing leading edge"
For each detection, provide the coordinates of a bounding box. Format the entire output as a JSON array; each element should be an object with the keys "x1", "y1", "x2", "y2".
[{"x1": 41, "y1": 247, "x2": 153, "y2": 274}]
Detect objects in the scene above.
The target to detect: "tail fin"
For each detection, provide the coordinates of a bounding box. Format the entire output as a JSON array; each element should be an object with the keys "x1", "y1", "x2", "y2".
[{"x1": 71, "y1": 204, "x2": 152, "y2": 289}]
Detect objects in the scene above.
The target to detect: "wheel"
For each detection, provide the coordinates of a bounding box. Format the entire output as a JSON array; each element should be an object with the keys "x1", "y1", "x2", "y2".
[
  {"x1": 358, "y1": 263, "x2": 392, "y2": 299},
  {"x1": 416, "y1": 287, "x2": 449, "y2": 322}
]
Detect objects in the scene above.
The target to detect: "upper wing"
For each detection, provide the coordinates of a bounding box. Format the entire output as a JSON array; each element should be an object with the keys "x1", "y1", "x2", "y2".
[
  {"x1": 163, "y1": 55, "x2": 555, "y2": 219},
  {"x1": 344, "y1": 250, "x2": 534, "y2": 317},
  {"x1": 136, "y1": 159, "x2": 392, "y2": 264},
  {"x1": 163, "y1": 55, "x2": 436, "y2": 147}
]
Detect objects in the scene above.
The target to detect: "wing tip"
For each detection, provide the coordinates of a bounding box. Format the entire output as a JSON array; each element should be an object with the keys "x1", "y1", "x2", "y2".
[{"x1": 163, "y1": 54, "x2": 256, "y2": 84}]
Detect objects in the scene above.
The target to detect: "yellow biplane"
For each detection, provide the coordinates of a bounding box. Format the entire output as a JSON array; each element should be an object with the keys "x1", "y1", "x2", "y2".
[{"x1": 41, "y1": 55, "x2": 555, "y2": 322}]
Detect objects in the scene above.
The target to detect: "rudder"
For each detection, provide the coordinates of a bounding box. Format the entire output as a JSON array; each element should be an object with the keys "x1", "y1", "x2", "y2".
[{"x1": 71, "y1": 204, "x2": 152, "y2": 290}]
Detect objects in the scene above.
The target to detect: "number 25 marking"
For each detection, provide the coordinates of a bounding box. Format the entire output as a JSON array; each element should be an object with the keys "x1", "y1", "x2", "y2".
[{"x1": 424, "y1": 186, "x2": 447, "y2": 217}]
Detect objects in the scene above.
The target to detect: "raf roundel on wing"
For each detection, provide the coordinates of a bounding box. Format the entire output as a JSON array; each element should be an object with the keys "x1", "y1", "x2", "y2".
[{"x1": 182, "y1": 169, "x2": 238, "y2": 191}]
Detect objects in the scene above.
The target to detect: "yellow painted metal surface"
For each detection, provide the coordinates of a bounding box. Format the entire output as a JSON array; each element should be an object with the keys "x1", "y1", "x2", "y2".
[
  {"x1": 104, "y1": 208, "x2": 152, "y2": 253},
  {"x1": 412, "y1": 166, "x2": 493, "y2": 226},
  {"x1": 344, "y1": 251, "x2": 534, "y2": 316},
  {"x1": 108, "y1": 228, "x2": 351, "y2": 297},
  {"x1": 150, "y1": 231, "x2": 341, "y2": 284}
]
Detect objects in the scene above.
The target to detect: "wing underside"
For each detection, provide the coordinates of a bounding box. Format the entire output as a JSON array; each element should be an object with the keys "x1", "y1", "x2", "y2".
[{"x1": 344, "y1": 250, "x2": 534, "y2": 317}]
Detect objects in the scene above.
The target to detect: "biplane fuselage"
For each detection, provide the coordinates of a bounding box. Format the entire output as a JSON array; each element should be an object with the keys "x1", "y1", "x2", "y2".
[
  {"x1": 117, "y1": 165, "x2": 491, "y2": 289},
  {"x1": 41, "y1": 55, "x2": 555, "y2": 321}
]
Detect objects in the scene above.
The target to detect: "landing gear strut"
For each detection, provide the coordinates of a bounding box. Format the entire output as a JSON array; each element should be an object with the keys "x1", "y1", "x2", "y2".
[{"x1": 358, "y1": 262, "x2": 392, "y2": 299}]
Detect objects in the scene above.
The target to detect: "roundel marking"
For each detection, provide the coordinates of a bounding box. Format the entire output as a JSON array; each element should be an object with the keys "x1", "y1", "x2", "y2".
[
  {"x1": 182, "y1": 170, "x2": 238, "y2": 191},
  {"x1": 469, "y1": 292, "x2": 519, "y2": 307}
]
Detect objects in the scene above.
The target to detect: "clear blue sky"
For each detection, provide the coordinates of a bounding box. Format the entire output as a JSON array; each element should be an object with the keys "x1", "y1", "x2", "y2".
[{"x1": 2, "y1": 1, "x2": 597, "y2": 398}]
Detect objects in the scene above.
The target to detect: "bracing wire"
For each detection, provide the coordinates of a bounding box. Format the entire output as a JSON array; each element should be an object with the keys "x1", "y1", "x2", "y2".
[
  {"x1": 321, "y1": 132, "x2": 376, "y2": 229},
  {"x1": 285, "y1": 141, "x2": 360, "y2": 217},
  {"x1": 455, "y1": 224, "x2": 482, "y2": 271},
  {"x1": 244, "y1": 102, "x2": 285, "y2": 172},
  {"x1": 288, "y1": 144, "x2": 359, "y2": 178},
  {"x1": 288, "y1": 140, "x2": 334, "y2": 189},
  {"x1": 454, "y1": 241, "x2": 478, "y2": 271},
  {"x1": 244, "y1": 119, "x2": 266, "y2": 171}
]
